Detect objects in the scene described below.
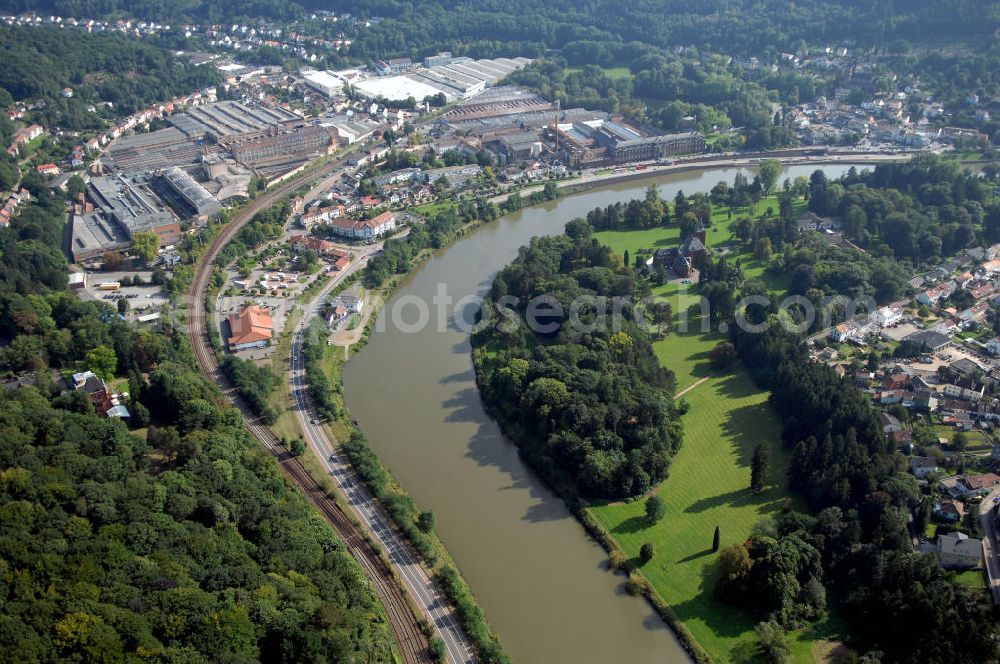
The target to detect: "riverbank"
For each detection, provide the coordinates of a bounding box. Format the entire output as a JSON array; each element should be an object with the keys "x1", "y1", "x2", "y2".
[
  {"x1": 301, "y1": 224, "x2": 513, "y2": 664},
  {"x1": 340, "y1": 161, "x2": 865, "y2": 664},
  {"x1": 584, "y1": 193, "x2": 849, "y2": 662},
  {"x1": 466, "y1": 180, "x2": 854, "y2": 661},
  {"x1": 313, "y1": 307, "x2": 511, "y2": 664}
]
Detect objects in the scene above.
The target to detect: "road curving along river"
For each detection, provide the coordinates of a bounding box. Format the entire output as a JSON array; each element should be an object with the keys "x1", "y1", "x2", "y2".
[{"x1": 343, "y1": 163, "x2": 854, "y2": 664}]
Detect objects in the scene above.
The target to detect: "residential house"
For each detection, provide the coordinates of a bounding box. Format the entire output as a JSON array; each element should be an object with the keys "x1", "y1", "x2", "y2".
[
  {"x1": 71, "y1": 369, "x2": 127, "y2": 418},
  {"x1": 830, "y1": 318, "x2": 878, "y2": 343},
  {"x1": 913, "y1": 390, "x2": 938, "y2": 412},
  {"x1": 942, "y1": 377, "x2": 985, "y2": 401},
  {"x1": 72, "y1": 370, "x2": 112, "y2": 415},
  {"x1": 875, "y1": 305, "x2": 903, "y2": 327},
  {"x1": 227, "y1": 305, "x2": 273, "y2": 350},
  {"x1": 879, "y1": 412, "x2": 903, "y2": 433},
  {"x1": 970, "y1": 283, "x2": 995, "y2": 301},
  {"x1": 288, "y1": 234, "x2": 349, "y2": 261},
  {"x1": 959, "y1": 301, "x2": 990, "y2": 324},
  {"x1": 933, "y1": 499, "x2": 965, "y2": 523},
  {"x1": 977, "y1": 259, "x2": 1000, "y2": 278},
  {"x1": 917, "y1": 281, "x2": 956, "y2": 305},
  {"x1": 328, "y1": 211, "x2": 397, "y2": 241},
  {"x1": 910, "y1": 456, "x2": 941, "y2": 477},
  {"x1": 936, "y1": 532, "x2": 982, "y2": 568},
  {"x1": 881, "y1": 373, "x2": 910, "y2": 391},
  {"x1": 939, "y1": 473, "x2": 1000, "y2": 499},
  {"x1": 36, "y1": 163, "x2": 60, "y2": 176},
  {"x1": 889, "y1": 429, "x2": 913, "y2": 447}
]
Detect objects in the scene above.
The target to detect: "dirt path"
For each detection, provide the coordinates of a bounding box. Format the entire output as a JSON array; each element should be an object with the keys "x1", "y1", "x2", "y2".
[{"x1": 674, "y1": 374, "x2": 713, "y2": 399}]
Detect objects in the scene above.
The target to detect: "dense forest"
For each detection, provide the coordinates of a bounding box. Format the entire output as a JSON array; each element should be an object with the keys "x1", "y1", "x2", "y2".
[
  {"x1": 0, "y1": 179, "x2": 397, "y2": 662},
  {"x1": 473, "y1": 220, "x2": 682, "y2": 499},
  {"x1": 721, "y1": 322, "x2": 998, "y2": 661},
  {"x1": 2, "y1": 1, "x2": 996, "y2": 58},
  {"x1": 807, "y1": 157, "x2": 994, "y2": 262},
  {"x1": 0, "y1": 26, "x2": 220, "y2": 130}
]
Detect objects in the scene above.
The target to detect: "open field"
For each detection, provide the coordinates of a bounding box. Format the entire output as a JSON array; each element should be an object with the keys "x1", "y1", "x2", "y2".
[
  {"x1": 565, "y1": 65, "x2": 632, "y2": 79},
  {"x1": 591, "y1": 369, "x2": 805, "y2": 662},
  {"x1": 589, "y1": 189, "x2": 841, "y2": 662}
]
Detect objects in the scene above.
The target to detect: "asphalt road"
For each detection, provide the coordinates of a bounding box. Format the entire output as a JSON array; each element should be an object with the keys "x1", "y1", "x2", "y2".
[
  {"x1": 289, "y1": 256, "x2": 477, "y2": 664},
  {"x1": 979, "y1": 488, "x2": 1000, "y2": 604},
  {"x1": 185, "y1": 152, "x2": 474, "y2": 663}
]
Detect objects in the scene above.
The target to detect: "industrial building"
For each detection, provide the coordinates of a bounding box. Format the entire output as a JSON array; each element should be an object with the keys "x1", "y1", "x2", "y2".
[
  {"x1": 302, "y1": 69, "x2": 345, "y2": 97},
  {"x1": 444, "y1": 86, "x2": 557, "y2": 123},
  {"x1": 319, "y1": 116, "x2": 381, "y2": 145},
  {"x1": 107, "y1": 126, "x2": 216, "y2": 174},
  {"x1": 224, "y1": 123, "x2": 334, "y2": 171},
  {"x1": 353, "y1": 56, "x2": 533, "y2": 103},
  {"x1": 70, "y1": 175, "x2": 181, "y2": 262},
  {"x1": 170, "y1": 100, "x2": 301, "y2": 140},
  {"x1": 160, "y1": 167, "x2": 222, "y2": 218},
  {"x1": 548, "y1": 120, "x2": 705, "y2": 168}
]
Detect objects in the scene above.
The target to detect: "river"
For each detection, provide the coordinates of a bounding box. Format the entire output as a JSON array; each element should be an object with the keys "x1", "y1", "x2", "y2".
[{"x1": 343, "y1": 164, "x2": 855, "y2": 664}]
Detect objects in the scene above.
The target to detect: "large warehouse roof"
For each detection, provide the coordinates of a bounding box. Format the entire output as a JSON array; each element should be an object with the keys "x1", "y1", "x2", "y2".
[{"x1": 354, "y1": 76, "x2": 445, "y2": 102}]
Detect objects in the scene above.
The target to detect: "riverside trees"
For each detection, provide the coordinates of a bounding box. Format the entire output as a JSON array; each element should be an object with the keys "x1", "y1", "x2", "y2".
[{"x1": 473, "y1": 221, "x2": 682, "y2": 500}]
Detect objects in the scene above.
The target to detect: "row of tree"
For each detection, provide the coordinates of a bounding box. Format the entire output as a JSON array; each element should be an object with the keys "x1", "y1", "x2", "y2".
[
  {"x1": 473, "y1": 220, "x2": 682, "y2": 499},
  {"x1": 718, "y1": 306, "x2": 998, "y2": 660}
]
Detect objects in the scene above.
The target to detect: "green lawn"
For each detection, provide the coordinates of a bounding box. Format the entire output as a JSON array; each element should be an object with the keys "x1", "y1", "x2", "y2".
[
  {"x1": 565, "y1": 65, "x2": 632, "y2": 79},
  {"x1": 588, "y1": 195, "x2": 844, "y2": 662},
  {"x1": 591, "y1": 369, "x2": 806, "y2": 662},
  {"x1": 953, "y1": 568, "x2": 989, "y2": 593},
  {"x1": 413, "y1": 200, "x2": 457, "y2": 217}
]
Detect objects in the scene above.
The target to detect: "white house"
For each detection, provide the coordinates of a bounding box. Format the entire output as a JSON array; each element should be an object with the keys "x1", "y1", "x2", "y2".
[
  {"x1": 936, "y1": 532, "x2": 982, "y2": 568},
  {"x1": 942, "y1": 378, "x2": 985, "y2": 401},
  {"x1": 909, "y1": 456, "x2": 940, "y2": 477},
  {"x1": 875, "y1": 305, "x2": 902, "y2": 327}
]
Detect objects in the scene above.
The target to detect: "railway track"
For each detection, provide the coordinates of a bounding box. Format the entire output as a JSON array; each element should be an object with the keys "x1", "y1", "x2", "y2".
[{"x1": 186, "y1": 159, "x2": 433, "y2": 664}]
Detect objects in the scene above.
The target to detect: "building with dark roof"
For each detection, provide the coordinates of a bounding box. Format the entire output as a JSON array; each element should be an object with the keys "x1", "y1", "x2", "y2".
[
  {"x1": 160, "y1": 167, "x2": 222, "y2": 218},
  {"x1": 905, "y1": 329, "x2": 951, "y2": 352},
  {"x1": 653, "y1": 229, "x2": 709, "y2": 277}
]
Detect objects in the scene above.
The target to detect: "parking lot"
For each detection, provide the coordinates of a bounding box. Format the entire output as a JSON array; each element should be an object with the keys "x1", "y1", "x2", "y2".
[{"x1": 79, "y1": 270, "x2": 169, "y2": 312}]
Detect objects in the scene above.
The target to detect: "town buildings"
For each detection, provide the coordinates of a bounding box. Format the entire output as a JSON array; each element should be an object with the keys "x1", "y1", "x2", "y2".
[
  {"x1": 328, "y1": 211, "x2": 396, "y2": 241},
  {"x1": 227, "y1": 305, "x2": 274, "y2": 350}
]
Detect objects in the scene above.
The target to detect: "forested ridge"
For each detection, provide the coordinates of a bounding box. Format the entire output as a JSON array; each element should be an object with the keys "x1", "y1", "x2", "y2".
[
  {"x1": 473, "y1": 220, "x2": 682, "y2": 500},
  {"x1": 3, "y1": 0, "x2": 995, "y2": 56},
  {"x1": 0, "y1": 178, "x2": 396, "y2": 662},
  {"x1": 0, "y1": 26, "x2": 220, "y2": 130}
]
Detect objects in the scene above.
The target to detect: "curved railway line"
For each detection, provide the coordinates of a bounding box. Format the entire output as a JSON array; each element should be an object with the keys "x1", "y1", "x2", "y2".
[{"x1": 186, "y1": 158, "x2": 433, "y2": 664}]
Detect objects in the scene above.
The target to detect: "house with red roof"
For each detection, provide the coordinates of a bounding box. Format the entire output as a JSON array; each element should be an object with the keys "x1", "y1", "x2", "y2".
[{"x1": 227, "y1": 305, "x2": 274, "y2": 350}]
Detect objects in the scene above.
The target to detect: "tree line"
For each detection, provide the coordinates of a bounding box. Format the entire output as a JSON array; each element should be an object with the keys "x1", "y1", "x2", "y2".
[
  {"x1": 473, "y1": 220, "x2": 681, "y2": 499},
  {"x1": 712, "y1": 299, "x2": 998, "y2": 661}
]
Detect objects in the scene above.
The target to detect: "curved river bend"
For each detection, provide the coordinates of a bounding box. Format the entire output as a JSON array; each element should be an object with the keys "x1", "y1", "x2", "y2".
[{"x1": 343, "y1": 164, "x2": 853, "y2": 664}]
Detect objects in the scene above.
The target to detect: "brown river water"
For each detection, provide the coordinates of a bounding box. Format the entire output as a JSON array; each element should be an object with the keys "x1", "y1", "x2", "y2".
[{"x1": 343, "y1": 164, "x2": 853, "y2": 663}]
